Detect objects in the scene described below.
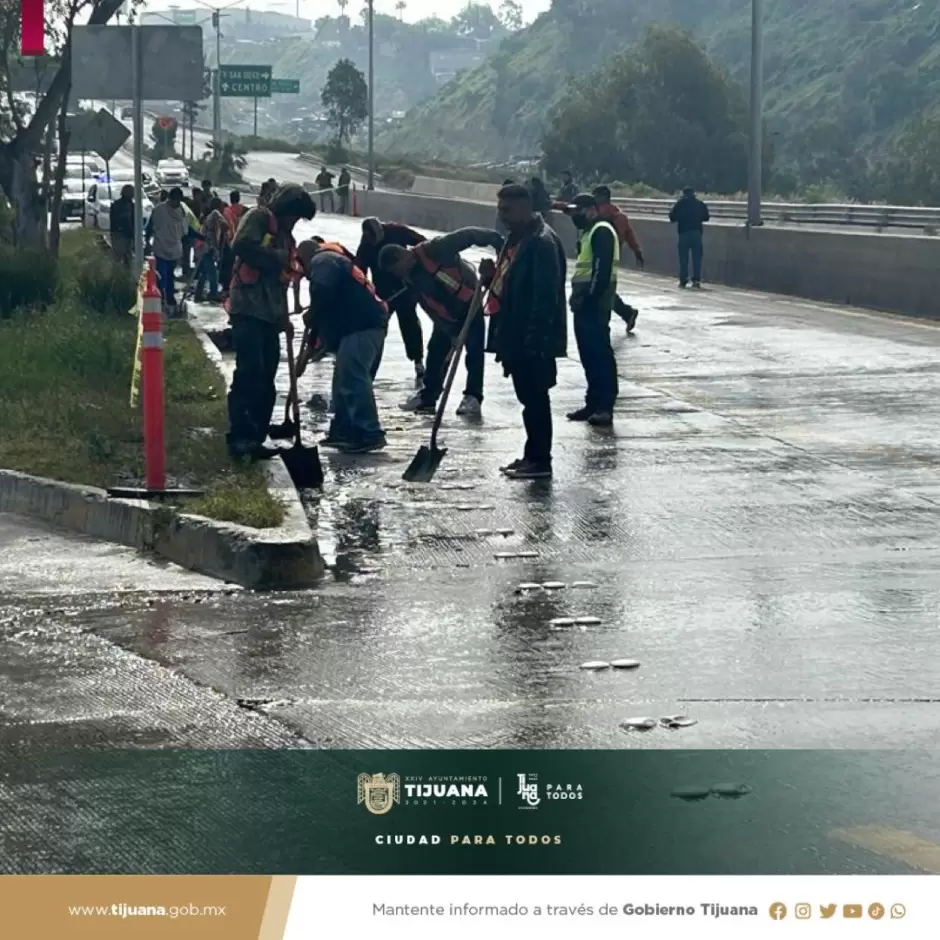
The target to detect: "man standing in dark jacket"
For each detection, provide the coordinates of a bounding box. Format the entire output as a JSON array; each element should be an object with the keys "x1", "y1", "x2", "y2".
[
  {"x1": 108, "y1": 184, "x2": 136, "y2": 266},
  {"x1": 226, "y1": 183, "x2": 315, "y2": 460},
  {"x1": 355, "y1": 217, "x2": 426, "y2": 385},
  {"x1": 482, "y1": 183, "x2": 566, "y2": 479},
  {"x1": 379, "y1": 226, "x2": 503, "y2": 418},
  {"x1": 669, "y1": 186, "x2": 710, "y2": 288},
  {"x1": 297, "y1": 240, "x2": 389, "y2": 453},
  {"x1": 567, "y1": 193, "x2": 619, "y2": 427}
]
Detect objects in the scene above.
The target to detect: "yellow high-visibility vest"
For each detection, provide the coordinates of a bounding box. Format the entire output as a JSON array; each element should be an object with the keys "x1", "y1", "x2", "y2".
[{"x1": 572, "y1": 219, "x2": 619, "y2": 288}]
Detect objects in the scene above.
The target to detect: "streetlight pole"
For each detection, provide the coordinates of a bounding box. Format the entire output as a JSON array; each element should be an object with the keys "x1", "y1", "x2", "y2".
[
  {"x1": 213, "y1": 10, "x2": 222, "y2": 149},
  {"x1": 747, "y1": 0, "x2": 763, "y2": 227},
  {"x1": 367, "y1": 0, "x2": 375, "y2": 190}
]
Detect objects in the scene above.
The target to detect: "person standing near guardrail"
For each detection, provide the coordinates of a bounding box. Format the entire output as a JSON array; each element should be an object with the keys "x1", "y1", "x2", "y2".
[
  {"x1": 316, "y1": 166, "x2": 335, "y2": 213},
  {"x1": 337, "y1": 168, "x2": 351, "y2": 214},
  {"x1": 592, "y1": 185, "x2": 644, "y2": 333},
  {"x1": 669, "y1": 187, "x2": 710, "y2": 289}
]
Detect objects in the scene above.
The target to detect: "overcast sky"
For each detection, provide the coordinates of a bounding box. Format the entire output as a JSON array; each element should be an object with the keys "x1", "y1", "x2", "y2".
[{"x1": 140, "y1": 0, "x2": 552, "y2": 27}]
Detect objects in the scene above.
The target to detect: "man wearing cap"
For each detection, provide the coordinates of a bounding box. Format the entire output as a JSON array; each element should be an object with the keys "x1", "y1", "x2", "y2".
[
  {"x1": 566, "y1": 193, "x2": 619, "y2": 427},
  {"x1": 593, "y1": 184, "x2": 644, "y2": 333},
  {"x1": 355, "y1": 217, "x2": 427, "y2": 386},
  {"x1": 226, "y1": 183, "x2": 316, "y2": 460},
  {"x1": 669, "y1": 186, "x2": 710, "y2": 288}
]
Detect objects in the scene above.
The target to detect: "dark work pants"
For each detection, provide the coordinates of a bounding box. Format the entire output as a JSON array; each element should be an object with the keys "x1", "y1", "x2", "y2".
[
  {"x1": 573, "y1": 304, "x2": 618, "y2": 413},
  {"x1": 422, "y1": 315, "x2": 485, "y2": 404},
  {"x1": 219, "y1": 242, "x2": 235, "y2": 291},
  {"x1": 227, "y1": 315, "x2": 281, "y2": 450},
  {"x1": 678, "y1": 230, "x2": 704, "y2": 284},
  {"x1": 510, "y1": 366, "x2": 554, "y2": 465},
  {"x1": 329, "y1": 328, "x2": 386, "y2": 443},
  {"x1": 155, "y1": 256, "x2": 177, "y2": 307},
  {"x1": 612, "y1": 293, "x2": 635, "y2": 323},
  {"x1": 391, "y1": 297, "x2": 424, "y2": 363}
]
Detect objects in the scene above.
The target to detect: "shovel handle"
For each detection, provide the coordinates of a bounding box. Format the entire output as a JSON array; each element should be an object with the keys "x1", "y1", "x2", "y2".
[
  {"x1": 429, "y1": 283, "x2": 484, "y2": 451},
  {"x1": 284, "y1": 326, "x2": 303, "y2": 446}
]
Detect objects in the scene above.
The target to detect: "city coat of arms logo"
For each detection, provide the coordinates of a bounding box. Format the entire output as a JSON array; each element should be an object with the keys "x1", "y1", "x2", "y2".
[{"x1": 358, "y1": 773, "x2": 401, "y2": 815}]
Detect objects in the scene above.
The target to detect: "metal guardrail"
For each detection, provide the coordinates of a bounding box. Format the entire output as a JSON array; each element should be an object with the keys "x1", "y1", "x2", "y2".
[{"x1": 612, "y1": 197, "x2": 940, "y2": 232}]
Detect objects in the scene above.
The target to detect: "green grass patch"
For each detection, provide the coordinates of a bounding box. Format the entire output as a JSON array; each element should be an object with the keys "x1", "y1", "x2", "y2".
[{"x1": 0, "y1": 229, "x2": 284, "y2": 530}]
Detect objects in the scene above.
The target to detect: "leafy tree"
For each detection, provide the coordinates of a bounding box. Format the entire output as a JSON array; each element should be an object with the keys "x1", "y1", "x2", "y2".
[
  {"x1": 150, "y1": 116, "x2": 179, "y2": 161},
  {"x1": 452, "y1": 2, "x2": 500, "y2": 39},
  {"x1": 321, "y1": 58, "x2": 368, "y2": 145},
  {"x1": 181, "y1": 102, "x2": 202, "y2": 160},
  {"x1": 0, "y1": 0, "x2": 127, "y2": 249},
  {"x1": 543, "y1": 26, "x2": 754, "y2": 194},
  {"x1": 498, "y1": 0, "x2": 522, "y2": 31}
]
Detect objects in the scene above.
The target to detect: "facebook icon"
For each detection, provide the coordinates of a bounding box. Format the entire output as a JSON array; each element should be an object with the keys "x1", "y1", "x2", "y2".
[{"x1": 769, "y1": 903, "x2": 787, "y2": 920}]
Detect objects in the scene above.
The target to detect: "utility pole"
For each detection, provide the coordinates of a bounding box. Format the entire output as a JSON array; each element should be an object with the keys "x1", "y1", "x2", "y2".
[
  {"x1": 367, "y1": 0, "x2": 374, "y2": 190},
  {"x1": 131, "y1": 9, "x2": 144, "y2": 273},
  {"x1": 213, "y1": 10, "x2": 222, "y2": 149},
  {"x1": 747, "y1": 0, "x2": 763, "y2": 227}
]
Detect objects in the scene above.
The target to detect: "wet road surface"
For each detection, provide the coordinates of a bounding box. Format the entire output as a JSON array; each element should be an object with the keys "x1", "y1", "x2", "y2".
[{"x1": 4, "y1": 213, "x2": 940, "y2": 752}]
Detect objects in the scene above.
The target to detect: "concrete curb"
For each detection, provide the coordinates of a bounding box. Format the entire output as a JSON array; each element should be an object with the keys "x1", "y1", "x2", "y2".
[{"x1": 0, "y1": 320, "x2": 324, "y2": 590}]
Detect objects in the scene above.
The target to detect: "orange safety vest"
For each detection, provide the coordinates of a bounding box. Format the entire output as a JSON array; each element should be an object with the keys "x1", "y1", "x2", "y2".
[
  {"x1": 315, "y1": 242, "x2": 389, "y2": 315},
  {"x1": 485, "y1": 245, "x2": 516, "y2": 315},
  {"x1": 413, "y1": 243, "x2": 475, "y2": 323},
  {"x1": 232, "y1": 209, "x2": 296, "y2": 287}
]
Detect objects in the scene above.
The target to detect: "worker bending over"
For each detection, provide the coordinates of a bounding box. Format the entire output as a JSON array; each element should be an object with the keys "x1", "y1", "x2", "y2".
[
  {"x1": 378, "y1": 226, "x2": 503, "y2": 418},
  {"x1": 297, "y1": 240, "x2": 389, "y2": 453}
]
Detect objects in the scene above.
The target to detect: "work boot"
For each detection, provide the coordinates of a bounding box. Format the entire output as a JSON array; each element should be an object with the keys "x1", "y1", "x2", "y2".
[
  {"x1": 678, "y1": 281, "x2": 688, "y2": 289},
  {"x1": 228, "y1": 441, "x2": 279, "y2": 460},
  {"x1": 338, "y1": 435, "x2": 387, "y2": 454},
  {"x1": 455, "y1": 394, "x2": 482, "y2": 417},
  {"x1": 400, "y1": 391, "x2": 435, "y2": 413},
  {"x1": 588, "y1": 411, "x2": 613, "y2": 427},
  {"x1": 499, "y1": 457, "x2": 526, "y2": 474},
  {"x1": 625, "y1": 306, "x2": 638, "y2": 333},
  {"x1": 504, "y1": 460, "x2": 552, "y2": 480},
  {"x1": 566, "y1": 406, "x2": 593, "y2": 422},
  {"x1": 319, "y1": 434, "x2": 351, "y2": 449},
  {"x1": 692, "y1": 281, "x2": 702, "y2": 289}
]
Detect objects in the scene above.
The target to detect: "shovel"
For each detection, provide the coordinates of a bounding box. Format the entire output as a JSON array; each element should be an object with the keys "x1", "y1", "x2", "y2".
[
  {"x1": 269, "y1": 323, "x2": 309, "y2": 439},
  {"x1": 403, "y1": 282, "x2": 484, "y2": 483},
  {"x1": 279, "y1": 327, "x2": 324, "y2": 489}
]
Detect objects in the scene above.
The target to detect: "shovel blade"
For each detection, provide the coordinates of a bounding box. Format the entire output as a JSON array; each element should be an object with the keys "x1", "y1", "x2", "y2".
[
  {"x1": 402, "y1": 444, "x2": 447, "y2": 483},
  {"x1": 281, "y1": 444, "x2": 324, "y2": 489}
]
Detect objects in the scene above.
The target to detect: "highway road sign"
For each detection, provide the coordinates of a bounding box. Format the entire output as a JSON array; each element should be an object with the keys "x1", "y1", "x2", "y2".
[
  {"x1": 219, "y1": 65, "x2": 272, "y2": 98},
  {"x1": 271, "y1": 79, "x2": 300, "y2": 94}
]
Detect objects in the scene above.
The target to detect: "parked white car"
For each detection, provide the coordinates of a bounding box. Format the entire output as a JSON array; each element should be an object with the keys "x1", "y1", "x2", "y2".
[
  {"x1": 65, "y1": 153, "x2": 103, "y2": 174},
  {"x1": 60, "y1": 179, "x2": 90, "y2": 221},
  {"x1": 83, "y1": 182, "x2": 153, "y2": 232},
  {"x1": 154, "y1": 159, "x2": 189, "y2": 189}
]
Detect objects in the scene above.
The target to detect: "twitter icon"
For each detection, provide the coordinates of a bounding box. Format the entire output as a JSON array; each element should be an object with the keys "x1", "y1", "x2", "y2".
[{"x1": 820, "y1": 904, "x2": 837, "y2": 919}]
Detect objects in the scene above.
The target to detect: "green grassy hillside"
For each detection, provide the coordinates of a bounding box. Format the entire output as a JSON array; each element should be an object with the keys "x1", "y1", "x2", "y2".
[{"x1": 376, "y1": 0, "x2": 940, "y2": 181}]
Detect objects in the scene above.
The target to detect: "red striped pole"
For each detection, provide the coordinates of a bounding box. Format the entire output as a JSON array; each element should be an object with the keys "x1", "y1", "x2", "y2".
[
  {"x1": 20, "y1": 0, "x2": 44, "y2": 56},
  {"x1": 141, "y1": 258, "x2": 166, "y2": 492}
]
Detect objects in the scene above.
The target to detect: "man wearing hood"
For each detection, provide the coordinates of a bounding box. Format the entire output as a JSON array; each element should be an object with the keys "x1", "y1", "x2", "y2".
[
  {"x1": 481, "y1": 183, "x2": 567, "y2": 479},
  {"x1": 566, "y1": 193, "x2": 619, "y2": 427},
  {"x1": 226, "y1": 183, "x2": 316, "y2": 460},
  {"x1": 355, "y1": 217, "x2": 427, "y2": 385}
]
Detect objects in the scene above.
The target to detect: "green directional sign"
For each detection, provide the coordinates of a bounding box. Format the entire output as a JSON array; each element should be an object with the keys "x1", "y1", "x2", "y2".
[
  {"x1": 271, "y1": 79, "x2": 301, "y2": 94},
  {"x1": 219, "y1": 64, "x2": 272, "y2": 97}
]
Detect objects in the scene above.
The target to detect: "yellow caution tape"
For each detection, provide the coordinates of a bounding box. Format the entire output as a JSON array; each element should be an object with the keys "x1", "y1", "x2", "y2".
[{"x1": 129, "y1": 291, "x2": 143, "y2": 407}]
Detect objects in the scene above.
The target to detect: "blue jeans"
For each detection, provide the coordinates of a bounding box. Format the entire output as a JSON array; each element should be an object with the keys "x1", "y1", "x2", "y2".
[
  {"x1": 678, "y1": 230, "x2": 703, "y2": 284},
  {"x1": 155, "y1": 256, "x2": 177, "y2": 306},
  {"x1": 421, "y1": 315, "x2": 485, "y2": 404},
  {"x1": 194, "y1": 251, "x2": 219, "y2": 299},
  {"x1": 329, "y1": 328, "x2": 386, "y2": 443}
]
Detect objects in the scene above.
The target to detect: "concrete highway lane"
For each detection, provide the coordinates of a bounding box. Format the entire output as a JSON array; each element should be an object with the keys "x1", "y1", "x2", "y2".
[{"x1": 3, "y1": 213, "x2": 940, "y2": 870}]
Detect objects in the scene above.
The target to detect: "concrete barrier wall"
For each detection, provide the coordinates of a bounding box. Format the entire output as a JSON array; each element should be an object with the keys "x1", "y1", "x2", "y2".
[
  {"x1": 357, "y1": 190, "x2": 940, "y2": 320},
  {"x1": 412, "y1": 175, "x2": 503, "y2": 203}
]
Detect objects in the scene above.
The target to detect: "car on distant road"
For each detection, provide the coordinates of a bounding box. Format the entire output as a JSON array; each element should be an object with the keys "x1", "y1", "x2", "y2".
[
  {"x1": 83, "y1": 182, "x2": 153, "y2": 232},
  {"x1": 60, "y1": 180, "x2": 90, "y2": 221},
  {"x1": 155, "y1": 158, "x2": 189, "y2": 188},
  {"x1": 66, "y1": 153, "x2": 104, "y2": 174}
]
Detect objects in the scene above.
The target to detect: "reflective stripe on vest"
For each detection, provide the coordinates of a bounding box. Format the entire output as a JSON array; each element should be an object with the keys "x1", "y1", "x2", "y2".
[
  {"x1": 485, "y1": 245, "x2": 516, "y2": 315},
  {"x1": 572, "y1": 219, "x2": 619, "y2": 286},
  {"x1": 413, "y1": 244, "x2": 474, "y2": 321},
  {"x1": 232, "y1": 209, "x2": 297, "y2": 287},
  {"x1": 316, "y1": 242, "x2": 389, "y2": 315}
]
